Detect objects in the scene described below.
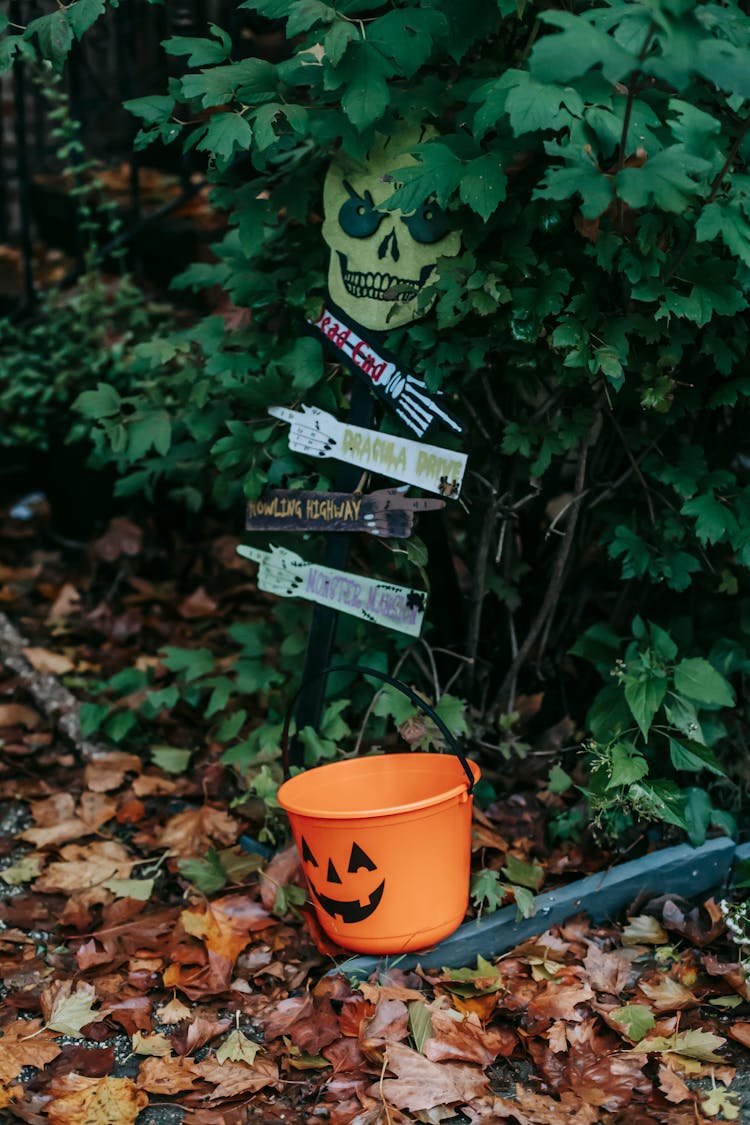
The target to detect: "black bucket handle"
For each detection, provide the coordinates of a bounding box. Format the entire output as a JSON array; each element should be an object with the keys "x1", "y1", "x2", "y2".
[{"x1": 281, "y1": 662, "x2": 475, "y2": 794}]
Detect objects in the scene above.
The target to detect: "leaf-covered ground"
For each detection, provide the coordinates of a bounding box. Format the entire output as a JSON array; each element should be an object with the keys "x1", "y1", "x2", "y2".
[{"x1": 1, "y1": 508, "x2": 750, "y2": 1124}]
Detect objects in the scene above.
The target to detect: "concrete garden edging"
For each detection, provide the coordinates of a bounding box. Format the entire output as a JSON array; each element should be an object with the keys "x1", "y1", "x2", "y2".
[{"x1": 333, "y1": 835, "x2": 738, "y2": 979}]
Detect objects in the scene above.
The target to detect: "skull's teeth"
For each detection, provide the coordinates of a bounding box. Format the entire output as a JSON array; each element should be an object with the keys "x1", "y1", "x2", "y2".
[{"x1": 343, "y1": 268, "x2": 420, "y2": 302}]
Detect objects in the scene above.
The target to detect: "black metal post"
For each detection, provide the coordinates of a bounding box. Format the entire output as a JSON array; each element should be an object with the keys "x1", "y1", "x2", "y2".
[{"x1": 291, "y1": 379, "x2": 375, "y2": 763}]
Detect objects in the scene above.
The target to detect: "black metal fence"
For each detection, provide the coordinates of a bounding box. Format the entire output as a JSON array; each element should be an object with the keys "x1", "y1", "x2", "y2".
[{"x1": 1, "y1": 0, "x2": 281, "y2": 315}]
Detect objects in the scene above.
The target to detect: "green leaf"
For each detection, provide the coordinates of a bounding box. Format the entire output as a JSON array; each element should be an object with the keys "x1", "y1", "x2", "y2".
[
  {"x1": 668, "y1": 737, "x2": 724, "y2": 777},
  {"x1": 624, "y1": 674, "x2": 667, "y2": 739},
  {"x1": 286, "y1": 0, "x2": 336, "y2": 37},
  {"x1": 337, "y1": 42, "x2": 392, "y2": 131},
  {"x1": 673, "y1": 659, "x2": 734, "y2": 707},
  {"x1": 586, "y1": 685, "x2": 631, "y2": 741},
  {"x1": 128, "y1": 414, "x2": 172, "y2": 459},
  {"x1": 384, "y1": 142, "x2": 464, "y2": 211},
  {"x1": 178, "y1": 849, "x2": 228, "y2": 894},
  {"x1": 368, "y1": 8, "x2": 448, "y2": 77},
  {"x1": 163, "y1": 27, "x2": 232, "y2": 67},
  {"x1": 535, "y1": 141, "x2": 613, "y2": 220},
  {"x1": 681, "y1": 491, "x2": 735, "y2": 545},
  {"x1": 616, "y1": 146, "x2": 711, "y2": 214},
  {"x1": 408, "y1": 1002, "x2": 433, "y2": 1054},
  {"x1": 151, "y1": 746, "x2": 192, "y2": 774},
  {"x1": 696, "y1": 201, "x2": 750, "y2": 268},
  {"x1": 470, "y1": 868, "x2": 506, "y2": 913},
  {"x1": 608, "y1": 743, "x2": 649, "y2": 788},
  {"x1": 161, "y1": 646, "x2": 215, "y2": 682},
  {"x1": 67, "y1": 0, "x2": 106, "y2": 40},
  {"x1": 530, "y1": 11, "x2": 634, "y2": 84},
  {"x1": 611, "y1": 1004, "x2": 655, "y2": 1043},
  {"x1": 25, "y1": 11, "x2": 73, "y2": 69},
  {"x1": 501, "y1": 854, "x2": 543, "y2": 889},
  {"x1": 196, "y1": 112, "x2": 253, "y2": 168},
  {"x1": 434, "y1": 694, "x2": 469, "y2": 738},
  {"x1": 548, "y1": 764, "x2": 573, "y2": 794},
  {"x1": 74, "y1": 382, "x2": 122, "y2": 418},
  {"x1": 459, "y1": 153, "x2": 507, "y2": 220},
  {"x1": 684, "y1": 786, "x2": 712, "y2": 847},
  {"x1": 511, "y1": 885, "x2": 537, "y2": 919}
]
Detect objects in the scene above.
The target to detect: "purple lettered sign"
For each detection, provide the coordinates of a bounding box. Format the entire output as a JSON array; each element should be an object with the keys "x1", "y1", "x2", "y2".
[{"x1": 237, "y1": 544, "x2": 427, "y2": 637}]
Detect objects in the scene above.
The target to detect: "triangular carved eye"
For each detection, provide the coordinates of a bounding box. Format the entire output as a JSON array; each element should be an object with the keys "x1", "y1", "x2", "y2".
[
  {"x1": 348, "y1": 842, "x2": 376, "y2": 873},
  {"x1": 301, "y1": 838, "x2": 318, "y2": 867},
  {"x1": 327, "y1": 859, "x2": 342, "y2": 884}
]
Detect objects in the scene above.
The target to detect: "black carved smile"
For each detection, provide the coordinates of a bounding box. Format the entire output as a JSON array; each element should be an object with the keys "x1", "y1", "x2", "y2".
[
  {"x1": 337, "y1": 253, "x2": 433, "y2": 302},
  {"x1": 310, "y1": 878, "x2": 385, "y2": 923}
]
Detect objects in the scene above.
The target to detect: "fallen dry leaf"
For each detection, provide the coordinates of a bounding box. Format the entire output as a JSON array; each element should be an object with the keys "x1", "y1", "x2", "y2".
[
  {"x1": 215, "y1": 1028, "x2": 263, "y2": 1065},
  {"x1": 178, "y1": 585, "x2": 219, "y2": 619},
  {"x1": 634, "y1": 1028, "x2": 727, "y2": 1064},
  {"x1": 42, "y1": 980, "x2": 100, "y2": 1037},
  {"x1": 46, "y1": 1074, "x2": 147, "y2": 1125},
  {"x1": 151, "y1": 804, "x2": 239, "y2": 856},
  {"x1": 194, "y1": 1055, "x2": 280, "y2": 1098},
  {"x1": 424, "y1": 1009, "x2": 515, "y2": 1065},
  {"x1": 84, "y1": 752, "x2": 142, "y2": 793},
  {"x1": 259, "y1": 842, "x2": 302, "y2": 911},
  {"x1": 92, "y1": 517, "x2": 143, "y2": 562},
  {"x1": 132, "y1": 1030, "x2": 171, "y2": 1057},
  {"x1": 0, "y1": 1019, "x2": 62, "y2": 1084},
  {"x1": 155, "y1": 995, "x2": 192, "y2": 1024},
  {"x1": 621, "y1": 916, "x2": 669, "y2": 946},
  {"x1": 0, "y1": 702, "x2": 40, "y2": 728},
  {"x1": 375, "y1": 1042, "x2": 489, "y2": 1112},
  {"x1": 34, "y1": 840, "x2": 133, "y2": 894},
  {"x1": 22, "y1": 646, "x2": 74, "y2": 675},
  {"x1": 47, "y1": 582, "x2": 82, "y2": 623},
  {"x1": 137, "y1": 1055, "x2": 201, "y2": 1094},
  {"x1": 657, "y1": 1062, "x2": 692, "y2": 1104},
  {"x1": 637, "y1": 975, "x2": 699, "y2": 1013}
]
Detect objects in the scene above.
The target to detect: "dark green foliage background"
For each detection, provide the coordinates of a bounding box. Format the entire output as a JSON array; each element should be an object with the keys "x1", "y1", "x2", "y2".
[{"x1": 5, "y1": 0, "x2": 750, "y2": 843}]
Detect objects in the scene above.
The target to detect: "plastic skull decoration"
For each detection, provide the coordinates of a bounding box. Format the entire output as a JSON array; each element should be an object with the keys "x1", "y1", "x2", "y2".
[{"x1": 322, "y1": 131, "x2": 461, "y2": 332}]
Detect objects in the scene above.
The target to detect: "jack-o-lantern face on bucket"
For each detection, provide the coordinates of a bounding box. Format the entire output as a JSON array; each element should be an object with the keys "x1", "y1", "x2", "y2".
[{"x1": 301, "y1": 837, "x2": 385, "y2": 924}]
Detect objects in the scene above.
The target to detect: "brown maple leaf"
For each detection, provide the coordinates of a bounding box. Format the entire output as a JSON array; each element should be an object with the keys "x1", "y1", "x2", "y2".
[
  {"x1": 657, "y1": 1062, "x2": 693, "y2": 1104},
  {"x1": 0, "y1": 1019, "x2": 61, "y2": 1084},
  {"x1": 137, "y1": 1055, "x2": 201, "y2": 1094},
  {"x1": 45, "y1": 1074, "x2": 148, "y2": 1125},
  {"x1": 172, "y1": 1015, "x2": 232, "y2": 1056},
  {"x1": 83, "y1": 752, "x2": 142, "y2": 793},
  {"x1": 374, "y1": 1042, "x2": 489, "y2": 1112},
  {"x1": 194, "y1": 1056, "x2": 280, "y2": 1098},
  {"x1": 424, "y1": 1009, "x2": 516, "y2": 1065},
  {"x1": 360, "y1": 998, "x2": 409, "y2": 1058},
  {"x1": 149, "y1": 804, "x2": 239, "y2": 856}
]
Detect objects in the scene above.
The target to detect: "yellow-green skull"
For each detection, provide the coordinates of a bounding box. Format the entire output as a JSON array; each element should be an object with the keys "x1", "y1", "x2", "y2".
[{"x1": 322, "y1": 133, "x2": 461, "y2": 332}]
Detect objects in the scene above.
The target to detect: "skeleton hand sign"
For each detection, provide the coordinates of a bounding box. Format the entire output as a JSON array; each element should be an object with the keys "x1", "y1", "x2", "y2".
[
  {"x1": 268, "y1": 405, "x2": 467, "y2": 499},
  {"x1": 237, "y1": 544, "x2": 307, "y2": 598},
  {"x1": 308, "y1": 303, "x2": 463, "y2": 439},
  {"x1": 267, "y1": 405, "x2": 341, "y2": 459},
  {"x1": 237, "y1": 544, "x2": 427, "y2": 636}
]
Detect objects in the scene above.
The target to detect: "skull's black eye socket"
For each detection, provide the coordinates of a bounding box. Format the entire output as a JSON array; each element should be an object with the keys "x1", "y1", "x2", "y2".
[
  {"x1": 401, "y1": 199, "x2": 451, "y2": 244},
  {"x1": 348, "y1": 842, "x2": 376, "y2": 873},
  {"x1": 301, "y1": 838, "x2": 318, "y2": 867},
  {"x1": 338, "y1": 181, "x2": 385, "y2": 238}
]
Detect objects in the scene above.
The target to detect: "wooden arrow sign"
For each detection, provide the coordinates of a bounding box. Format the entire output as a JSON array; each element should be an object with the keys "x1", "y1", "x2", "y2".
[
  {"x1": 237, "y1": 544, "x2": 428, "y2": 636},
  {"x1": 246, "y1": 488, "x2": 445, "y2": 537},
  {"x1": 307, "y1": 301, "x2": 463, "y2": 439},
  {"x1": 268, "y1": 405, "x2": 467, "y2": 499}
]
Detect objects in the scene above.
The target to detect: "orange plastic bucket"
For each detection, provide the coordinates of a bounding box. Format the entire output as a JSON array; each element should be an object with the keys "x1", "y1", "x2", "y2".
[{"x1": 277, "y1": 666, "x2": 480, "y2": 954}]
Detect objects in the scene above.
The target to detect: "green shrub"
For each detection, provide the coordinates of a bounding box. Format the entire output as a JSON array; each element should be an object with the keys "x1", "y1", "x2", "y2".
[{"x1": 8, "y1": 0, "x2": 750, "y2": 844}]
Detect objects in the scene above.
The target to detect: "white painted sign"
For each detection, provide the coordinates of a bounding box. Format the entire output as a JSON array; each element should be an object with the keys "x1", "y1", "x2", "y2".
[
  {"x1": 237, "y1": 545, "x2": 427, "y2": 637},
  {"x1": 267, "y1": 405, "x2": 467, "y2": 499}
]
